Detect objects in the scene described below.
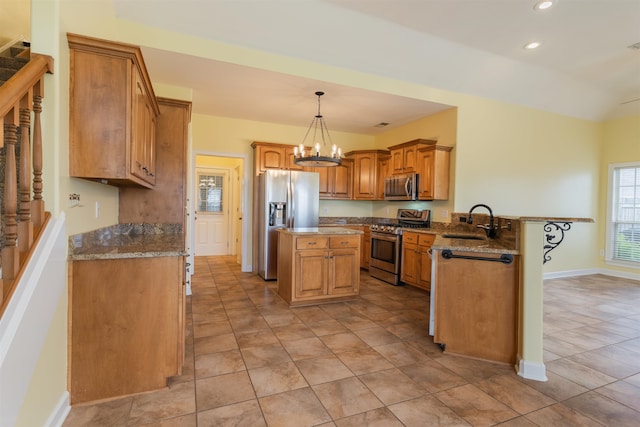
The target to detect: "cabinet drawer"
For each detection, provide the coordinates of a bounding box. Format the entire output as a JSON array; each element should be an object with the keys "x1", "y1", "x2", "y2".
[
  {"x1": 402, "y1": 232, "x2": 419, "y2": 245},
  {"x1": 418, "y1": 234, "x2": 436, "y2": 246},
  {"x1": 330, "y1": 236, "x2": 360, "y2": 249},
  {"x1": 296, "y1": 237, "x2": 329, "y2": 250}
]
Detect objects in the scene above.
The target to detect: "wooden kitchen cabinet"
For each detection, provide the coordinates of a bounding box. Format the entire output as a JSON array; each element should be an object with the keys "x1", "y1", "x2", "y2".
[
  {"x1": 252, "y1": 141, "x2": 306, "y2": 175},
  {"x1": 400, "y1": 231, "x2": 435, "y2": 291},
  {"x1": 346, "y1": 150, "x2": 389, "y2": 200},
  {"x1": 312, "y1": 158, "x2": 353, "y2": 199},
  {"x1": 433, "y1": 249, "x2": 519, "y2": 364},
  {"x1": 377, "y1": 154, "x2": 391, "y2": 199},
  {"x1": 69, "y1": 256, "x2": 185, "y2": 404},
  {"x1": 388, "y1": 139, "x2": 437, "y2": 175},
  {"x1": 278, "y1": 231, "x2": 361, "y2": 306},
  {"x1": 68, "y1": 33, "x2": 159, "y2": 188},
  {"x1": 120, "y1": 98, "x2": 192, "y2": 226},
  {"x1": 344, "y1": 225, "x2": 371, "y2": 270},
  {"x1": 416, "y1": 145, "x2": 452, "y2": 200}
]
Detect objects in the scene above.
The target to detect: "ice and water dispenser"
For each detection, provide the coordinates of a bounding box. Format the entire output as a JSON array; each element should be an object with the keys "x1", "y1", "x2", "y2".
[{"x1": 269, "y1": 202, "x2": 286, "y2": 227}]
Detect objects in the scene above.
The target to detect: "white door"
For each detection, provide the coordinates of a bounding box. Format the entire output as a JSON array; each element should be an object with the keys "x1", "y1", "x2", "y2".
[{"x1": 195, "y1": 169, "x2": 230, "y2": 255}]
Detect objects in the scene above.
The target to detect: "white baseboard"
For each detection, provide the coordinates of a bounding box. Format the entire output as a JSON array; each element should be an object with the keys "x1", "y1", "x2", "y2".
[
  {"x1": 45, "y1": 392, "x2": 70, "y2": 427},
  {"x1": 543, "y1": 268, "x2": 599, "y2": 280},
  {"x1": 544, "y1": 268, "x2": 640, "y2": 282},
  {"x1": 516, "y1": 358, "x2": 548, "y2": 382}
]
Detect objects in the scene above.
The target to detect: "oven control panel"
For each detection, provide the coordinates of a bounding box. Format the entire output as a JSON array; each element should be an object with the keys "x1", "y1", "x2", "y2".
[{"x1": 370, "y1": 224, "x2": 402, "y2": 235}]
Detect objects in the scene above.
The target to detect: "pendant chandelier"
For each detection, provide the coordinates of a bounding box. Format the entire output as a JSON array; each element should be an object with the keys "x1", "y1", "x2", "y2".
[{"x1": 293, "y1": 91, "x2": 342, "y2": 167}]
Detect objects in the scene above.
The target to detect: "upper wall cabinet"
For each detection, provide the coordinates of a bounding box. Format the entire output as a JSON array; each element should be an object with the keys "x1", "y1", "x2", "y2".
[
  {"x1": 416, "y1": 144, "x2": 453, "y2": 200},
  {"x1": 388, "y1": 139, "x2": 452, "y2": 201},
  {"x1": 345, "y1": 150, "x2": 389, "y2": 200},
  {"x1": 251, "y1": 141, "x2": 304, "y2": 175},
  {"x1": 68, "y1": 33, "x2": 160, "y2": 188},
  {"x1": 388, "y1": 139, "x2": 437, "y2": 175}
]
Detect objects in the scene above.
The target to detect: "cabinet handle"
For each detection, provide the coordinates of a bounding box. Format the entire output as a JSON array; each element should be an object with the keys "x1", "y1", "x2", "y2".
[{"x1": 308, "y1": 242, "x2": 316, "y2": 245}]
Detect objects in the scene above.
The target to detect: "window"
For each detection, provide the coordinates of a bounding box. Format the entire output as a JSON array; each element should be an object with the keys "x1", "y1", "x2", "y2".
[
  {"x1": 198, "y1": 174, "x2": 224, "y2": 213},
  {"x1": 607, "y1": 163, "x2": 640, "y2": 265}
]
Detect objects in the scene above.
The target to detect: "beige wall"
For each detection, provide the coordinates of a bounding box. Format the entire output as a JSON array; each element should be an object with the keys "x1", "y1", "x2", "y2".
[
  {"x1": 598, "y1": 114, "x2": 640, "y2": 276},
  {"x1": 0, "y1": 0, "x2": 30, "y2": 45}
]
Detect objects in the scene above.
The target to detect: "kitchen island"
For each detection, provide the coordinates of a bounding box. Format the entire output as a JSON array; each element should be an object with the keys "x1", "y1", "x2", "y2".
[
  {"x1": 277, "y1": 227, "x2": 363, "y2": 306},
  {"x1": 68, "y1": 223, "x2": 187, "y2": 404}
]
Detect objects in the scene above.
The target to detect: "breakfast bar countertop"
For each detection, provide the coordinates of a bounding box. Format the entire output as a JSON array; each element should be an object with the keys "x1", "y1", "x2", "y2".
[{"x1": 68, "y1": 223, "x2": 187, "y2": 261}]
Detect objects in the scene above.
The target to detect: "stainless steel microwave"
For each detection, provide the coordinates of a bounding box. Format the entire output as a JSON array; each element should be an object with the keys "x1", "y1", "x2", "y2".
[{"x1": 384, "y1": 173, "x2": 418, "y2": 201}]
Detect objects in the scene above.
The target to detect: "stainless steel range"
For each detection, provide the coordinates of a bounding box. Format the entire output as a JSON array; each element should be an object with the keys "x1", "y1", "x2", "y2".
[{"x1": 369, "y1": 209, "x2": 431, "y2": 285}]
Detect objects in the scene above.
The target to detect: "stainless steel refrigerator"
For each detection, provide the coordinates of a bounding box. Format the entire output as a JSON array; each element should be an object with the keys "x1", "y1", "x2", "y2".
[{"x1": 258, "y1": 169, "x2": 320, "y2": 280}]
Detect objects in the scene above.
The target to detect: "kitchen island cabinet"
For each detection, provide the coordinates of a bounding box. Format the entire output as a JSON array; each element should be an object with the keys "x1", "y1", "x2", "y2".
[
  {"x1": 68, "y1": 224, "x2": 187, "y2": 404},
  {"x1": 277, "y1": 228, "x2": 362, "y2": 306}
]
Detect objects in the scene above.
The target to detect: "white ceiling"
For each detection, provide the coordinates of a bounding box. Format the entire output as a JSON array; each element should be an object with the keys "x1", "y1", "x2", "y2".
[{"x1": 113, "y1": 0, "x2": 640, "y2": 135}]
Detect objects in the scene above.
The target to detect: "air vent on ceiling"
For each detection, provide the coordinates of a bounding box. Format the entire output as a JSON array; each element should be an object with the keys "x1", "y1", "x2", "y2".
[{"x1": 628, "y1": 42, "x2": 640, "y2": 50}]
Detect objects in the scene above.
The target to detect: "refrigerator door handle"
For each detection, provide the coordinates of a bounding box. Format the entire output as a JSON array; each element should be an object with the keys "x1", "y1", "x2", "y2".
[{"x1": 289, "y1": 179, "x2": 295, "y2": 228}]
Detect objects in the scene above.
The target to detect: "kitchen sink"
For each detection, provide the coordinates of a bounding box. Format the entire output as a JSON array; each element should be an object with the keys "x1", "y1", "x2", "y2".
[{"x1": 442, "y1": 234, "x2": 485, "y2": 240}]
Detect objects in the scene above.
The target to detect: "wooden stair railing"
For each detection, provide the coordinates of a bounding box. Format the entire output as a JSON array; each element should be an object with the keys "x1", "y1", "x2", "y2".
[{"x1": 0, "y1": 53, "x2": 54, "y2": 315}]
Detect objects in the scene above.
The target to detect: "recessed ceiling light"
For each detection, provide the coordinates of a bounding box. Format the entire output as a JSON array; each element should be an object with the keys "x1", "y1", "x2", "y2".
[
  {"x1": 534, "y1": 0, "x2": 556, "y2": 11},
  {"x1": 524, "y1": 41, "x2": 542, "y2": 50}
]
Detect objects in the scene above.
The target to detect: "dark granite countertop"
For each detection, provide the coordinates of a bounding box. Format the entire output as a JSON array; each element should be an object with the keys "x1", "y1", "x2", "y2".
[{"x1": 69, "y1": 223, "x2": 187, "y2": 261}]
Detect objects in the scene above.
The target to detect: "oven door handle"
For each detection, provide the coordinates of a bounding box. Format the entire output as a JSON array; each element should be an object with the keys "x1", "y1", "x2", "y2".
[{"x1": 370, "y1": 232, "x2": 400, "y2": 242}]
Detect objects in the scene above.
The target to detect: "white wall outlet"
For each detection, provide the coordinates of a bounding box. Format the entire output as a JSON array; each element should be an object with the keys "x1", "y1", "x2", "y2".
[
  {"x1": 385, "y1": 207, "x2": 390, "y2": 215},
  {"x1": 95, "y1": 201, "x2": 100, "y2": 218},
  {"x1": 441, "y1": 209, "x2": 449, "y2": 218},
  {"x1": 322, "y1": 207, "x2": 328, "y2": 214},
  {"x1": 599, "y1": 249, "x2": 605, "y2": 257}
]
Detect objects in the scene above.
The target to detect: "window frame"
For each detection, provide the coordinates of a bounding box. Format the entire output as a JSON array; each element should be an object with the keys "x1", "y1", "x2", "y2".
[{"x1": 606, "y1": 161, "x2": 640, "y2": 268}]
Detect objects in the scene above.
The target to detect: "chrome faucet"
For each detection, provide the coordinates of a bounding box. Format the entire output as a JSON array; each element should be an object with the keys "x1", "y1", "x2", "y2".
[{"x1": 468, "y1": 203, "x2": 497, "y2": 238}]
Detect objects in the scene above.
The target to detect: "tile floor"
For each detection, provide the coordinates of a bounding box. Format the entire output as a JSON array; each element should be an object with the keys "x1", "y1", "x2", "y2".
[{"x1": 63, "y1": 256, "x2": 640, "y2": 426}]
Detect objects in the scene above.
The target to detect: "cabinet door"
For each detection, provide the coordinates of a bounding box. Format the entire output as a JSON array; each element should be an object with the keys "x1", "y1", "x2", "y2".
[
  {"x1": 285, "y1": 146, "x2": 305, "y2": 171},
  {"x1": 130, "y1": 69, "x2": 155, "y2": 183},
  {"x1": 353, "y1": 153, "x2": 376, "y2": 200},
  {"x1": 328, "y1": 249, "x2": 359, "y2": 295},
  {"x1": 403, "y1": 146, "x2": 417, "y2": 173},
  {"x1": 400, "y1": 242, "x2": 418, "y2": 285},
  {"x1": 417, "y1": 235, "x2": 435, "y2": 291},
  {"x1": 377, "y1": 156, "x2": 390, "y2": 199},
  {"x1": 417, "y1": 148, "x2": 435, "y2": 200},
  {"x1": 256, "y1": 145, "x2": 286, "y2": 173},
  {"x1": 331, "y1": 160, "x2": 353, "y2": 199},
  {"x1": 361, "y1": 229, "x2": 370, "y2": 269},
  {"x1": 390, "y1": 149, "x2": 404, "y2": 174},
  {"x1": 313, "y1": 167, "x2": 331, "y2": 197},
  {"x1": 295, "y1": 250, "x2": 328, "y2": 298}
]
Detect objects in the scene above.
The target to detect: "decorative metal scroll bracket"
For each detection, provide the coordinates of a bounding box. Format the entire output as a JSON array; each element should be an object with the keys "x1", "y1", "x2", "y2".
[{"x1": 543, "y1": 222, "x2": 572, "y2": 264}]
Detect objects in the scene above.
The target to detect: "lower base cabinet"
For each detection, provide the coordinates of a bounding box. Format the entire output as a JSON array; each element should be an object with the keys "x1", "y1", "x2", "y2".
[
  {"x1": 69, "y1": 256, "x2": 185, "y2": 404},
  {"x1": 400, "y1": 232, "x2": 435, "y2": 291},
  {"x1": 278, "y1": 231, "x2": 360, "y2": 306}
]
